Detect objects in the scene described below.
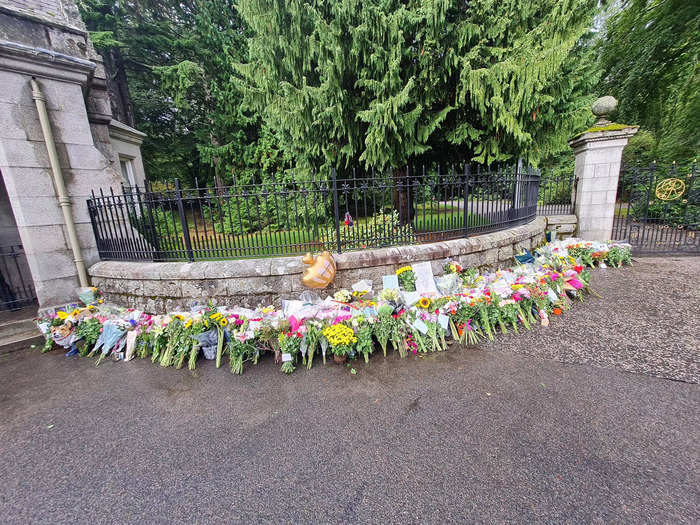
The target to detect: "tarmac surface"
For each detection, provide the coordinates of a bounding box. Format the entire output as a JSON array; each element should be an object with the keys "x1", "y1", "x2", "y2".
[{"x1": 0, "y1": 257, "x2": 698, "y2": 523}]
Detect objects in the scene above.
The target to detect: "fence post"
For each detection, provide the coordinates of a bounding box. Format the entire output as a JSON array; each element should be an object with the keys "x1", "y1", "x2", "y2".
[
  {"x1": 331, "y1": 168, "x2": 342, "y2": 253},
  {"x1": 463, "y1": 163, "x2": 470, "y2": 234},
  {"x1": 140, "y1": 184, "x2": 162, "y2": 261},
  {"x1": 514, "y1": 158, "x2": 523, "y2": 209},
  {"x1": 174, "y1": 178, "x2": 194, "y2": 262},
  {"x1": 532, "y1": 167, "x2": 541, "y2": 214}
]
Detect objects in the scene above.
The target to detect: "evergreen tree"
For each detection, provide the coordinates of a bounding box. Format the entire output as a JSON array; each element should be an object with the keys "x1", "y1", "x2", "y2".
[
  {"x1": 79, "y1": 0, "x2": 272, "y2": 186},
  {"x1": 599, "y1": 0, "x2": 699, "y2": 161},
  {"x1": 236, "y1": 0, "x2": 603, "y2": 175}
]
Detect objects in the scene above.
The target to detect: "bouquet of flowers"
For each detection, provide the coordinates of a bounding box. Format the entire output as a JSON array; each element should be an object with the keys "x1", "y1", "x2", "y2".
[
  {"x1": 373, "y1": 305, "x2": 394, "y2": 356},
  {"x1": 278, "y1": 331, "x2": 302, "y2": 374},
  {"x1": 396, "y1": 266, "x2": 416, "y2": 291},
  {"x1": 34, "y1": 236, "x2": 633, "y2": 378},
  {"x1": 322, "y1": 323, "x2": 357, "y2": 362},
  {"x1": 354, "y1": 317, "x2": 374, "y2": 363}
]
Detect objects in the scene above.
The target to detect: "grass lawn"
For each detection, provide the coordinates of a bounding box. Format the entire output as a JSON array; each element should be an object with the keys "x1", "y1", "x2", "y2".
[{"x1": 154, "y1": 204, "x2": 490, "y2": 259}]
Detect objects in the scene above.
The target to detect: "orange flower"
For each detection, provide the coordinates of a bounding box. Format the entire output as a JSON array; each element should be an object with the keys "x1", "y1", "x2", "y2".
[{"x1": 552, "y1": 307, "x2": 562, "y2": 316}]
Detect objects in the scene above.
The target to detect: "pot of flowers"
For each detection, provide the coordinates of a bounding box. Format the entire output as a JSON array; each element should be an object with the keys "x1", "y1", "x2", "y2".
[{"x1": 322, "y1": 323, "x2": 357, "y2": 365}]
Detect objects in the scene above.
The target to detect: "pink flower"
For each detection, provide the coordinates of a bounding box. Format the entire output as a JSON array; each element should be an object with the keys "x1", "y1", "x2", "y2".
[
  {"x1": 289, "y1": 315, "x2": 302, "y2": 331},
  {"x1": 567, "y1": 277, "x2": 583, "y2": 290}
]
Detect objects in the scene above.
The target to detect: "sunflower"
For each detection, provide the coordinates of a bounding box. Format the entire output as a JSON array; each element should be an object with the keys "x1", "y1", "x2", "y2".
[{"x1": 417, "y1": 297, "x2": 431, "y2": 309}]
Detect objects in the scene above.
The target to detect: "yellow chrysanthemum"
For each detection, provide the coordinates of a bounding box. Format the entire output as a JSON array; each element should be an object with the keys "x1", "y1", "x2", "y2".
[{"x1": 396, "y1": 266, "x2": 413, "y2": 276}]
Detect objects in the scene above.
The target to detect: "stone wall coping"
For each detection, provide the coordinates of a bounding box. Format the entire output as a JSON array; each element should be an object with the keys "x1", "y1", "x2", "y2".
[
  {"x1": 108, "y1": 119, "x2": 147, "y2": 145},
  {"x1": 0, "y1": 39, "x2": 95, "y2": 84},
  {"x1": 568, "y1": 127, "x2": 639, "y2": 150},
  {"x1": 545, "y1": 214, "x2": 577, "y2": 225},
  {"x1": 89, "y1": 216, "x2": 547, "y2": 281}
]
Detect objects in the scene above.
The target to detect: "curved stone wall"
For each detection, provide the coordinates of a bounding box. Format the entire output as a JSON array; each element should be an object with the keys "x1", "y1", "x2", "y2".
[{"x1": 89, "y1": 217, "x2": 547, "y2": 313}]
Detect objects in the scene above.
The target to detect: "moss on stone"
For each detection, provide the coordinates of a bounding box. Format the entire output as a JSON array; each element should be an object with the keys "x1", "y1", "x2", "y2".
[{"x1": 576, "y1": 123, "x2": 636, "y2": 137}]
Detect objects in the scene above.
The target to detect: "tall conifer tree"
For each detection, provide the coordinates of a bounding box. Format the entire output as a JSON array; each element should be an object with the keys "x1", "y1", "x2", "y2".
[{"x1": 236, "y1": 0, "x2": 602, "y2": 174}]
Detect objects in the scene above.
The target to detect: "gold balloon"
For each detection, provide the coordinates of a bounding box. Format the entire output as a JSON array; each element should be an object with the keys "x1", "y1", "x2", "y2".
[{"x1": 301, "y1": 251, "x2": 336, "y2": 289}]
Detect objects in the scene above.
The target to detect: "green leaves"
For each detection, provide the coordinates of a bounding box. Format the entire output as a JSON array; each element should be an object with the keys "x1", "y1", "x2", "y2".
[
  {"x1": 238, "y1": 0, "x2": 602, "y2": 171},
  {"x1": 599, "y1": 0, "x2": 700, "y2": 161}
]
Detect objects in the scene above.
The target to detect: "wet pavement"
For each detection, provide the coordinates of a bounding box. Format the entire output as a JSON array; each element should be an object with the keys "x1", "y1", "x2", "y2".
[{"x1": 0, "y1": 256, "x2": 698, "y2": 523}]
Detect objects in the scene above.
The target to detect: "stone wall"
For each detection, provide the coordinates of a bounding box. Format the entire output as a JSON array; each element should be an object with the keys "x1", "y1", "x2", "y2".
[
  {"x1": 546, "y1": 215, "x2": 577, "y2": 239},
  {"x1": 89, "y1": 217, "x2": 547, "y2": 313}
]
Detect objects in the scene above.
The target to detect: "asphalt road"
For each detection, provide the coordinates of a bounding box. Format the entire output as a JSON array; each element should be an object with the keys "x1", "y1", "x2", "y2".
[{"x1": 1, "y1": 257, "x2": 698, "y2": 524}]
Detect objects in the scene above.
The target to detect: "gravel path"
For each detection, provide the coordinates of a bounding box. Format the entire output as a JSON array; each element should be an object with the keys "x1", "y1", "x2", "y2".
[{"x1": 481, "y1": 256, "x2": 700, "y2": 384}]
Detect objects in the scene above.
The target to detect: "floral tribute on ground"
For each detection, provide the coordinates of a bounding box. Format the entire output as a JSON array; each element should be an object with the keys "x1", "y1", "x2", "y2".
[{"x1": 37, "y1": 239, "x2": 633, "y2": 374}]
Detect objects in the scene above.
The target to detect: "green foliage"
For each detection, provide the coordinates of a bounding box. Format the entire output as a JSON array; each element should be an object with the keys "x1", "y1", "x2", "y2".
[
  {"x1": 79, "y1": 0, "x2": 275, "y2": 186},
  {"x1": 622, "y1": 130, "x2": 658, "y2": 166},
  {"x1": 130, "y1": 207, "x2": 183, "y2": 238},
  {"x1": 322, "y1": 209, "x2": 416, "y2": 250},
  {"x1": 599, "y1": 0, "x2": 699, "y2": 161},
  {"x1": 236, "y1": 0, "x2": 603, "y2": 171}
]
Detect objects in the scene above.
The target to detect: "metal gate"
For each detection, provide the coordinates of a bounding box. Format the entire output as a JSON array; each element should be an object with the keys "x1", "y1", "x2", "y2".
[
  {"x1": 612, "y1": 162, "x2": 699, "y2": 254},
  {"x1": 0, "y1": 244, "x2": 36, "y2": 310}
]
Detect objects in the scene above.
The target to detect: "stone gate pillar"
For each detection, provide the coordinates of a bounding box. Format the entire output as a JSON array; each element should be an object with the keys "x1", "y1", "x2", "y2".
[{"x1": 568, "y1": 97, "x2": 638, "y2": 241}]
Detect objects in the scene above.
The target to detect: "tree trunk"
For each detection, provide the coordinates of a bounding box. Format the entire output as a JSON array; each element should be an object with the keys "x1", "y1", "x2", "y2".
[
  {"x1": 102, "y1": 48, "x2": 136, "y2": 128},
  {"x1": 392, "y1": 167, "x2": 414, "y2": 226}
]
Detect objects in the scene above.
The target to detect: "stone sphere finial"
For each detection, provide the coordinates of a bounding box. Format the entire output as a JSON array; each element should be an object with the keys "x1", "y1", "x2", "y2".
[{"x1": 591, "y1": 96, "x2": 617, "y2": 124}]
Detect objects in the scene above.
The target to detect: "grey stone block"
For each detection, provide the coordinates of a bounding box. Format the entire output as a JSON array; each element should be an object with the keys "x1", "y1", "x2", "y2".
[
  {"x1": 497, "y1": 244, "x2": 514, "y2": 261},
  {"x1": 164, "y1": 298, "x2": 185, "y2": 312},
  {"x1": 514, "y1": 238, "x2": 531, "y2": 254},
  {"x1": 546, "y1": 215, "x2": 578, "y2": 225},
  {"x1": 228, "y1": 275, "x2": 292, "y2": 295},
  {"x1": 141, "y1": 279, "x2": 180, "y2": 297},
  {"x1": 180, "y1": 279, "x2": 228, "y2": 298}
]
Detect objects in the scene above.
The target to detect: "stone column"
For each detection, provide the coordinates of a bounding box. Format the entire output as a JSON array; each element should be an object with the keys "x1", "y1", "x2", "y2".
[
  {"x1": 0, "y1": 4, "x2": 127, "y2": 310},
  {"x1": 568, "y1": 97, "x2": 638, "y2": 241}
]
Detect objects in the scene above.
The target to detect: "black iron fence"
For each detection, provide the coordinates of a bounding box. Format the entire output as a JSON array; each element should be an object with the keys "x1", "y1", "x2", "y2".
[
  {"x1": 537, "y1": 172, "x2": 575, "y2": 215},
  {"x1": 0, "y1": 244, "x2": 36, "y2": 310},
  {"x1": 612, "y1": 162, "x2": 698, "y2": 254},
  {"x1": 87, "y1": 165, "x2": 541, "y2": 262}
]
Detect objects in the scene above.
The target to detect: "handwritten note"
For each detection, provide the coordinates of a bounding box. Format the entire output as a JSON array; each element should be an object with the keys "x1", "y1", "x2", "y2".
[{"x1": 412, "y1": 261, "x2": 438, "y2": 295}]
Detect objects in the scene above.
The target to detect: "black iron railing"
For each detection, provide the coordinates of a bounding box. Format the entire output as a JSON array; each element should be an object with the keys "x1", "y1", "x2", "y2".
[
  {"x1": 0, "y1": 244, "x2": 36, "y2": 310},
  {"x1": 87, "y1": 165, "x2": 541, "y2": 262},
  {"x1": 612, "y1": 162, "x2": 698, "y2": 254},
  {"x1": 537, "y1": 172, "x2": 575, "y2": 215}
]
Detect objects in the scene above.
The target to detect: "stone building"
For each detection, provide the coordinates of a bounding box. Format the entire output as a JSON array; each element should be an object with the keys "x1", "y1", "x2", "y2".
[{"x1": 0, "y1": 0, "x2": 146, "y2": 311}]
